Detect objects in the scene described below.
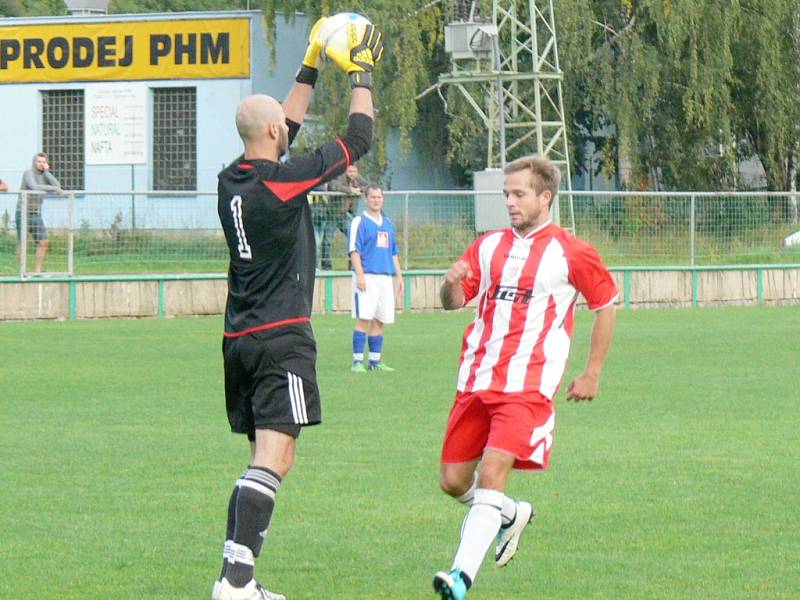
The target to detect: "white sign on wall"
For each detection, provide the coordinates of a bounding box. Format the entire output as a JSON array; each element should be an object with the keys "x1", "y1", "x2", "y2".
[{"x1": 85, "y1": 84, "x2": 147, "y2": 165}]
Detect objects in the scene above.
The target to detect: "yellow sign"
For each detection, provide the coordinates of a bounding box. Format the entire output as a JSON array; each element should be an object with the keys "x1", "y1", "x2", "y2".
[{"x1": 0, "y1": 17, "x2": 250, "y2": 83}]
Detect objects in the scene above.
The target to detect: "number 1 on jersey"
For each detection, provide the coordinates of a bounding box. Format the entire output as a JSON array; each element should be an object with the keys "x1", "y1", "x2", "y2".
[{"x1": 230, "y1": 195, "x2": 252, "y2": 260}]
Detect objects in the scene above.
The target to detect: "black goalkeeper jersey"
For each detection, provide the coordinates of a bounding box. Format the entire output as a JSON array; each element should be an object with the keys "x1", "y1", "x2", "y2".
[{"x1": 218, "y1": 128, "x2": 354, "y2": 337}]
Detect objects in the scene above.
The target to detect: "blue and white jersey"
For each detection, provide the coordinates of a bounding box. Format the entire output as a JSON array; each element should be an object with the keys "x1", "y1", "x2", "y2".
[{"x1": 348, "y1": 211, "x2": 399, "y2": 275}]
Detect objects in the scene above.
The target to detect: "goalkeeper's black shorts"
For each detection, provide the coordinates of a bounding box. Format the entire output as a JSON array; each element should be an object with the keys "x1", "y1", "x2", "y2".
[{"x1": 222, "y1": 321, "x2": 320, "y2": 440}]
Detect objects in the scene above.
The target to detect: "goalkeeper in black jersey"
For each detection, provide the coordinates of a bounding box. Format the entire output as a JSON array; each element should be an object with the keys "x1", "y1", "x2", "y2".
[{"x1": 212, "y1": 16, "x2": 384, "y2": 600}]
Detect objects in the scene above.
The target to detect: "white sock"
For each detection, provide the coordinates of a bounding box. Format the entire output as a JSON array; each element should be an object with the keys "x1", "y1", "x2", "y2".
[
  {"x1": 455, "y1": 475, "x2": 516, "y2": 526},
  {"x1": 501, "y1": 494, "x2": 518, "y2": 526},
  {"x1": 452, "y1": 488, "x2": 503, "y2": 584},
  {"x1": 455, "y1": 474, "x2": 477, "y2": 506}
]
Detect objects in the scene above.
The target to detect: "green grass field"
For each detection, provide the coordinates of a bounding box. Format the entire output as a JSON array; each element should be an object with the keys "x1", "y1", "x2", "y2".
[{"x1": 1, "y1": 308, "x2": 798, "y2": 599}]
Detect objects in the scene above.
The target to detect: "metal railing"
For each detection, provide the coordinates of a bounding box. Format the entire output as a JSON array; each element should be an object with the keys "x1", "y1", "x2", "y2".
[{"x1": 1, "y1": 189, "x2": 798, "y2": 277}]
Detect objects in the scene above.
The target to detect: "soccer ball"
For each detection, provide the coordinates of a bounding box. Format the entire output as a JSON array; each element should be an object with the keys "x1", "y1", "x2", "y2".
[{"x1": 318, "y1": 12, "x2": 373, "y2": 62}]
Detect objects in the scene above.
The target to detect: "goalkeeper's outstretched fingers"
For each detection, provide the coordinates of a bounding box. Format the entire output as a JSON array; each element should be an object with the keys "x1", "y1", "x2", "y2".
[
  {"x1": 325, "y1": 23, "x2": 385, "y2": 74},
  {"x1": 302, "y1": 16, "x2": 329, "y2": 71},
  {"x1": 350, "y1": 24, "x2": 384, "y2": 72}
]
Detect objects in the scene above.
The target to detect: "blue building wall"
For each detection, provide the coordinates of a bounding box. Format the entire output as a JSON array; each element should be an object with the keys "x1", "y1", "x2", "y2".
[
  {"x1": 0, "y1": 10, "x2": 274, "y2": 191},
  {"x1": 2, "y1": 84, "x2": 43, "y2": 186},
  {"x1": 0, "y1": 80, "x2": 252, "y2": 191}
]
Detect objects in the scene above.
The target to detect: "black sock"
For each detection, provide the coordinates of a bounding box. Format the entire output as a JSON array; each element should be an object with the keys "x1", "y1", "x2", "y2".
[
  {"x1": 460, "y1": 572, "x2": 473, "y2": 589},
  {"x1": 224, "y1": 466, "x2": 282, "y2": 587}
]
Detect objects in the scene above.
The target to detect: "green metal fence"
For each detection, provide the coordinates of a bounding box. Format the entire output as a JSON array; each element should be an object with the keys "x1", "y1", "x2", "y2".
[{"x1": 2, "y1": 190, "x2": 798, "y2": 277}]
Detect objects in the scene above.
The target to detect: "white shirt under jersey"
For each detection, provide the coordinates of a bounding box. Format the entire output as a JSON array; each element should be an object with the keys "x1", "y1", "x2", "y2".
[{"x1": 456, "y1": 220, "x2": 618, "y2": 400}]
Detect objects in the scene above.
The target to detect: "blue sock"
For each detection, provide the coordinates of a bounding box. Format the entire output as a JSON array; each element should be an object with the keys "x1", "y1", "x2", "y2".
[
  {"x1": 352, "y1": 331, "x2": 367, "y2": 363},
  {"x1": 368, "y1": 335, "x2": 383, "y2": 366}
]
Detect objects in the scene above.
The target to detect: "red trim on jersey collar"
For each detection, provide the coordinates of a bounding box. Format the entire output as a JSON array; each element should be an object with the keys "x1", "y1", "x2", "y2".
[
  {"x1": 513, "y1": 220, "x2": 553, "y2": 239},
  {"x1": 238, "y1": 162, "x2": 255, "y2": 169},
  {"x1": 223, "y1": 316, "x2": 310, "y2": 338},
  {"x1": 262, "y1": 157, "x2": 347, "y2": 202}
]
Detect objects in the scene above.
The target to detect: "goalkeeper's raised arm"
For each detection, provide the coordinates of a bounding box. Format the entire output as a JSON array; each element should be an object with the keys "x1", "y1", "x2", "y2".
[
  {"x1": 282, "y1": 14, "x2": 384, "y2": 164},
  {"x1": 332, "y1": 17, "x2": 383, "y2": 163},
  {"x1": 282, "y1": 16, "x2": 328, "y2": 127}
]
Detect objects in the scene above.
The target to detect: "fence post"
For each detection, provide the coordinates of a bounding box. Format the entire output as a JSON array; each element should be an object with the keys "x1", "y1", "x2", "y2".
[
  {"x1": 325, "y1": 276, "x2": 334, "y2": 314},
  {"x1": 158, "y1": 279, "x2": 165, "y2": 317},
  {"x1": 67, "y1": 192, "x2": 75, "y2": 275},
  {"x1": 130, "y1": 166, "x2": 136, "y2": 231},
  {"x1": 689, "y1": 193, "x2": 696, "y2": 266},
  {"x1": 403, "y1": 193, "x2": 409, "y2": 271},
  {"x1": 69, "y1": 279, "x2": 77, "y2": 320},
  {"x1": 623, "y1": 269, "x2": 631, "y2": 309},
  {"x1": 404, "y1": 272, "x2": 411, "y2": 313},
  {"x1": 756, "y1": 268, "x2": 764, "y2": 305},
  {"x1": 19, "y1": 192, "x2": 28, "y2": 277}
]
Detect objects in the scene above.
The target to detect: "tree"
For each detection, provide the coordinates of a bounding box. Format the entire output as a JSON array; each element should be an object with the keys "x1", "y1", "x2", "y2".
[
  {"x1": 731, "y1": 0, "x2": 800, "y2": 196},
  {"x1": 0, "y1": 0, "x2": 65, "y2": 16},
  {"x1": 109, "y1": 0, "x2": 238, "y2": 13},
  {"x1": 557, "y1": 0, "x2": 799, "y2": 193},
  {"x1": 555, "y1": 0, "x2": 743, "y2": 190}
]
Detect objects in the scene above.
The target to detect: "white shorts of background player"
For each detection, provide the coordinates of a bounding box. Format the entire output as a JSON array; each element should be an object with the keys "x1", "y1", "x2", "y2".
[{"x1": 352, "y1": 273, "x2": 396, "y2": 324}]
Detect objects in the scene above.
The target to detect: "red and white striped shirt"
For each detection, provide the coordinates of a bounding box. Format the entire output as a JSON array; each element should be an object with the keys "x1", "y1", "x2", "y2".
[{"x1": 456, "y1": 220, "x2": 618, "y2": 399}]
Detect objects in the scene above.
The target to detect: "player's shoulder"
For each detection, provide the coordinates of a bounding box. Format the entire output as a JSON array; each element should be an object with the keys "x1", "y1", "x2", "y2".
[
  {"x1": 545, "y1": 223, "x2": 594, "y2": 250},
  {"x1": 218, "y1": 157, "x2": 277, "y2": 180},
  {"x1": 547, "y1": 226, "x2": 608, "y2": 270},
  {"x1": 460, "y1": 230, "x2": 508, "y2": 262},
  {"x1": 472, "y1": 228, "x2": 510, "y2": 247},
  {"x1": 476, "y1": 228, "x2": 509, "y2": 240}
]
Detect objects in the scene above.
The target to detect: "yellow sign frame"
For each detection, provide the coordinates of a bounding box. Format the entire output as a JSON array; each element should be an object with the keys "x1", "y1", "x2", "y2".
[{"x1": 0, "y1": 17, "x2": 251, "y2": 84}]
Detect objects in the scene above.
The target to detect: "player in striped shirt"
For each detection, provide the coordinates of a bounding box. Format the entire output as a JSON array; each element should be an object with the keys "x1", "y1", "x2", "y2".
[{"x1": 432, "y1": 155, "x2": 618, "y2": 600}]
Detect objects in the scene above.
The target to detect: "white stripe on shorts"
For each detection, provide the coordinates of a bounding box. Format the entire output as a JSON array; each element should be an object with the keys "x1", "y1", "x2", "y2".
[{"x1": 287, "y1": 371, "x2": 308, "y2": 424}]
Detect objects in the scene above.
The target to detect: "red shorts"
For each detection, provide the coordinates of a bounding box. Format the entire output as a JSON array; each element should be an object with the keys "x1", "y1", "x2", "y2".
[{"x1": 441, "y1": 390, "x2": 555, "y2": 471}]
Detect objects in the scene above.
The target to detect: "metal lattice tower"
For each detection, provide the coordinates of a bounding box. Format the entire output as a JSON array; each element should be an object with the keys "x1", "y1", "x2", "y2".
[{"x1": 441, "y1": 0, "x2": 574, "y2": 228}]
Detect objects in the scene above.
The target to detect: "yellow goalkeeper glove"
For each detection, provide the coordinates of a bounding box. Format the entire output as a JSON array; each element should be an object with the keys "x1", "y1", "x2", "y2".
[
  {"x1": 302, "y1": 17, "x2": 328, "y2": 70},
  {"x1": 296, "y1": 16, "x2": 328, "y2": 86},
  {"x1": 325, "y1": 23, "x2": 384, "y2": 89}
]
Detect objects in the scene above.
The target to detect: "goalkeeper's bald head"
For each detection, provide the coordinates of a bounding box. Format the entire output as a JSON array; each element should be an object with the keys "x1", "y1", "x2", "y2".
[{"x1": 235, "y1": 94, "x2": 289, "y2": 157}]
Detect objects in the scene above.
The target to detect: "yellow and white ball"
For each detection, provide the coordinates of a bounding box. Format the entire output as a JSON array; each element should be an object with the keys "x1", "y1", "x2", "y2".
[{"x1": 318, "y1": 12, "x2": 373, "y2": 62}]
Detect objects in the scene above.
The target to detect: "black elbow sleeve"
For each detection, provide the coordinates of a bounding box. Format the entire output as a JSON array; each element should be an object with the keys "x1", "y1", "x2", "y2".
[
  {"x1": 286, "y1": 118, "x2": 301, "y2": 147},
  {"x1": 341, "y1": 113, "x2": 373, "y2": 163}
]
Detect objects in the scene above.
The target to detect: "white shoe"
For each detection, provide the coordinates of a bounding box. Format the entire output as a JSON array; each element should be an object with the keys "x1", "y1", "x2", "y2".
[
  {"x1": 495, "y1": 501, "x2": 534, "y2": 567},
  {"x1": 212, "y1": 578, "x2": 286, "y2": 600}
]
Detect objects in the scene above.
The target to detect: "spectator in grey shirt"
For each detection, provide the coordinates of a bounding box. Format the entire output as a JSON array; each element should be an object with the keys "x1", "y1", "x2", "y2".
[{"x1": 17, "y1": 152, "x2": 63, "y2": 273}]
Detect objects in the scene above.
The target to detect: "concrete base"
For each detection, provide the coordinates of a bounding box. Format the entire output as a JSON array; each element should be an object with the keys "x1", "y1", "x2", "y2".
[{"x1": 1, "y1": 267, "x2": 799, "y2": 321}]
